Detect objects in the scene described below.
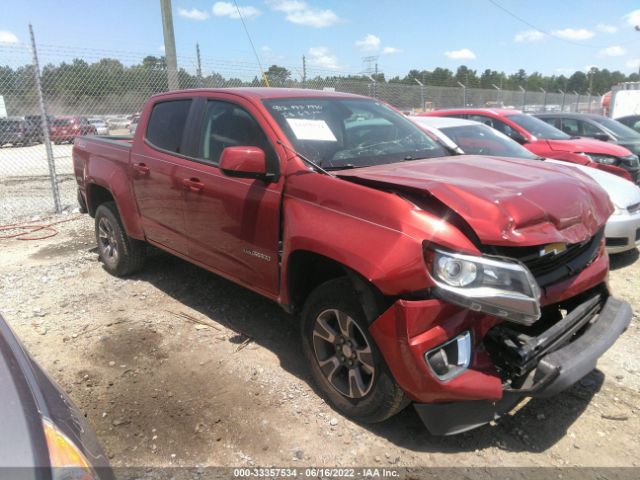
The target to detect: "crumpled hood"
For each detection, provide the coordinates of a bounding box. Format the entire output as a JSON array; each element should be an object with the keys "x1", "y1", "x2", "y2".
[
  {"x1": 545, "y1": 137, "x2": 632, "y2": 156},
  {"x1": 337, "y1": 156, "x2": 613, "y2": 246}
]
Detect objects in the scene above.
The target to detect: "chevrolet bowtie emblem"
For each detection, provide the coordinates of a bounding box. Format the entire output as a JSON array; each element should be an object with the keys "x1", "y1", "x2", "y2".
[{"x1": 540, "y1": 242, "x2": 567, "y2": 257}]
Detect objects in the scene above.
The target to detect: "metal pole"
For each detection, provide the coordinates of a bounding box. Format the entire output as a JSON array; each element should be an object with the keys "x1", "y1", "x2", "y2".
[
  {"x1": 196, "y1": 43, "x2": 203, "y2": 87},
  {"x1": 457, "y1": 81, "x2": 466, "y2": 107},
  {"x1": 559, "y1": 89, "x2": 566, "y2": 111},
  {"x1": 540, "y1": 87, "x2": 547, "y2": 112},
  {"x1": 574, "y1": 90, "x2": 580, "y2": 112},
  {"x1": 302, "y1": 55, "x2": 307, "y2": 88},
  {"x1": 519, "y1": 86, "x2": 526, "y2": 111},
  {"x1": 160, "y1": 0, "x2": 179, "y2": 91},
  {"x1": 414, "y1": 78, "x2": 424, "y2": 112},
  {"x1": 29, "y1": 24, "x2": 60, "y2": 213},
  {"x1": 491, "y1": 84, "x2": 501, "y2": 107}
]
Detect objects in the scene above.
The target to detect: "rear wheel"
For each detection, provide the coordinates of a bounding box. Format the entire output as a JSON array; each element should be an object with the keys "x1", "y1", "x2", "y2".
[
  {"x1": 301, "y1": 278, "x2": 408, "y2": 423},
  {"x1": 95, "y1": 202, "x2": 145, "y2": 276}
]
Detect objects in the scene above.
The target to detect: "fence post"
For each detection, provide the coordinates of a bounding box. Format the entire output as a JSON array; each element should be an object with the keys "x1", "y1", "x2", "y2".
[
  {"x1": 558, "y1": 89, "x2": 565, "y2": 111},
  {"x1": 540, "y1": 87, "x2": 547, "y2": 112},
  {"x1": 456, "y1": 81, "x2": 466, "y2": 107},
  {"x1": 574, "y1": 91, "x2": 580, "y2": 112},
  {"x1": 491, "y1": 84, "x2": 501, "y2": 107},
  {"x1": 29, "y1": 23, "x2": 61, "y2": 213},
  {"x1": 519, "y1": 86, "x2": 526, "y2": 110}
]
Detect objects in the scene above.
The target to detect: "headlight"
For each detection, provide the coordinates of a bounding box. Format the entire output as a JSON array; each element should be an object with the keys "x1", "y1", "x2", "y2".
[
  {"x1": 429, "y1": 249, "x2": 541, "y2": 325},
  {"x1": 579, "y1": 153, "x2": 619, "y2": 165}
]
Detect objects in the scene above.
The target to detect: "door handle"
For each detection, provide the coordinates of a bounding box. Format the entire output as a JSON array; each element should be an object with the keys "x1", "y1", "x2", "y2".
[
  {"x1": 182, "y1": 177, "x2": 204, "y2": 193},
  {"x1": 133, "y1": 162, "x2": 150, "y2": 175}
]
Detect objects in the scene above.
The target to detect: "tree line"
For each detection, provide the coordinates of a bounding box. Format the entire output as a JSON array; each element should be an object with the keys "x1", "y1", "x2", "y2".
[{"x1": 1, "y1": 55, "x2": 638, "y2": 115}]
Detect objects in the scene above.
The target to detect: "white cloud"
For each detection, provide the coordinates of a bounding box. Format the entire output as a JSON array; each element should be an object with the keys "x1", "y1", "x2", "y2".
[
  {"x1": 213, "y1": 1, "x2": 261, "y2": 19},
  {"x1": 355, "y1": 34, "x2": 380, "y2": 52},
  {"x1": 596, "y1": 23, "x2": 617, "y2": 33},
  {"x1": 266, "y1": 0, "x2": 343, "y2": 28},
  {"x1": 381, "y1": 46, "x2": 401, "y2": 55},
  {"x1": 514, "y1": 30, "x2": 544, "y2": 42},
  {"x1": 600, "y1": 45, "x2": 626, "y2": 57},
  {"x1": 626, "y1": 58, "x2": 640, "y2": 70},
  {"x1": 178, "y1": 7, "x2": 209, "y2": 20},
  {"x1": 552, "y1": 28, "x2": 595, "y2": 40},
  {"x1": 0, "y1": 30, "x2": 18, "y2": 44},
  {"x1": 625, "y1": 9, "x2": 640, "y2": 28},
  {"x1": 307, "y1": 46, "x2": 342, "y2": 70},
  {"x1": 444, "y1": 48, "x2": 476, "y2": 60}
]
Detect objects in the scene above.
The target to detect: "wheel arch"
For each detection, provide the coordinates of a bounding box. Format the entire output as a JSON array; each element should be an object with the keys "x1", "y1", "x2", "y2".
[{"x1": 285, "y1": 249, "x2": 391, "y2": 321}]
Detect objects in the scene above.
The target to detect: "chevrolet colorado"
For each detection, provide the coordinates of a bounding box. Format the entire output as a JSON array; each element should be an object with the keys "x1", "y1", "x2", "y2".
[{"x1": 73, "y1": 88, "x2": 631, "y2": 435}]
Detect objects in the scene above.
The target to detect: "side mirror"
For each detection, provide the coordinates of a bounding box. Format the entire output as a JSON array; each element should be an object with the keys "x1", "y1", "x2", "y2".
[
  {"x1": 593, "y1": 132, "x2": 611, "y2": 142},
  {"x1": 219, "y1": 146, "x2": 274, "y2": 181}
]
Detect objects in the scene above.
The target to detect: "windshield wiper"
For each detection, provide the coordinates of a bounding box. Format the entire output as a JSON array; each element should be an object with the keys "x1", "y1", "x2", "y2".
[
  {"x1": 276, "y1": 140, "x2": 333, "y2": 176},
  {"x1": 324, "y1": 164, "x2": 366, "y2": 170}
]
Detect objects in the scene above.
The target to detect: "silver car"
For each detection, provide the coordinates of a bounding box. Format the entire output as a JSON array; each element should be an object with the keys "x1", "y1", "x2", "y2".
[
  {"x1": 88, "y1": 118, "x2": 109, "y2": 135},
  {"x1": 411, "y1": 115, "x2": 640, "y2": 255}
]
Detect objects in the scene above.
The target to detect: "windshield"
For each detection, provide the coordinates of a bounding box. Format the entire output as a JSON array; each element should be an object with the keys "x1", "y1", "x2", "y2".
[
  {"x1": 592, "y1": 116, "x2": 640, "y2": 141},
  {"x1": 53, "y1": 119, "x2": 72, "y2": 126},
  {"x1": 439, "y1": 124, "x2": 537, "y2": 160},
  {"x1": 263, "y1": 97, "x2": 448, "y2": 169},
  {"x1": 506, "y1": 114, "x2": 570, "y2": 140}
]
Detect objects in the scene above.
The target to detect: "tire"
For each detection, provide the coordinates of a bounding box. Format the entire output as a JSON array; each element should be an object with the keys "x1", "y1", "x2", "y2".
[
  {"x1": 301, "y1": 277, "x2": 408, "y2": 423},
  {"x1": 95, "y1": 202, "x2": 145, "y2": 276}
]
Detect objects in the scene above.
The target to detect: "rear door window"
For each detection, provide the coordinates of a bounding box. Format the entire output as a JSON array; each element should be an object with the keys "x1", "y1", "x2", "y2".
[{"x1": 146, "y1": 99, "x2": 193, "y2": 154}]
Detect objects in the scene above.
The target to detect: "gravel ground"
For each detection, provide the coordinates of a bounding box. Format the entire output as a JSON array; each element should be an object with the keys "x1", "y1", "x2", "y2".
[{"x1": 1, "y1": 215, "x2": 639, "y2": 474}]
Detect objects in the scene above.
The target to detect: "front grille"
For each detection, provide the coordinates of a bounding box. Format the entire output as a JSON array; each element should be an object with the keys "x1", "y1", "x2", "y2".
[
  {"x1": 606, "y1": 237, "x2": 628, "y2": 247},
  {"x1": 620, "y1": 155, "x2": 639, "y2": 168},
  {"x1": 489, "y1": 229, "x2": 603, "y2": 288}
]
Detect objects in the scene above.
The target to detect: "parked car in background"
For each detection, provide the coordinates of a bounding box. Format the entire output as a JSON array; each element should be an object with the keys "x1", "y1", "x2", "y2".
[
  {"x1": 616, "y1": 115, "x2": 640, "y2": 133},
  {"x1": 0, "y1": 314, "x2": 113, "y2": 478},
  {"x1": 72, "y1": 88, "x2": 631, "y2": 435},
  {"x1": 129, "y1": 114, "x2": 140, "y2": 135},
  {"x1": 411, "y1": 116, "x2": 640, "y2": 255},
  {"x1": 0, "y1": 117, "x2": 27, "y2": 146},
  {"x1": 50, "y1": 116, "x2": 97, "y2": 144},
  {"x1": 535, "y1": 113, "x2": 640, "y2": 157},
  {"x1": 105, "y1": 115, "x2": 131, "y2": 130},
  {"x1": 421, "y1": 108, "x2": 639, "y2": 183},
  {"x1": 22, "y1": 115, "x2": 48, "y2": 143},
  {"x1": 88, "y1": 117, "x2": 109, "y2": 135}
]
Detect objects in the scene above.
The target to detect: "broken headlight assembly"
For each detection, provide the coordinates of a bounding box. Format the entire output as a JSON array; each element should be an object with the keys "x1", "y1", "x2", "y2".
[{"x1": 427, "y1": 249, "x2": 541, "y2": 325}]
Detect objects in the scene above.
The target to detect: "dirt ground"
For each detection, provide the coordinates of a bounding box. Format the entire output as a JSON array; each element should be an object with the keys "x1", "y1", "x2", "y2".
[{"x1": 1, "y1": 214, "x2": 639, "y2": 472}]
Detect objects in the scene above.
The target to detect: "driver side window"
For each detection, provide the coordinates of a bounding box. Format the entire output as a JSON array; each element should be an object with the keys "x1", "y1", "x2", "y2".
[{"x1": 198, "y1": 100, "x2": 273, "y2": 166}]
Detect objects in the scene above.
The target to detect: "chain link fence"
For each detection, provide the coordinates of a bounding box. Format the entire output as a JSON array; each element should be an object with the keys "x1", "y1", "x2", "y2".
[{"x1": 0, "y1": 41, "x2": 602, "y2": 221}]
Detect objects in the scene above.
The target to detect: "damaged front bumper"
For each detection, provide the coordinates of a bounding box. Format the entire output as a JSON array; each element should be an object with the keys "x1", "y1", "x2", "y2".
[{"x1": 371, "y1": 291, "x2": 632, "y2": 436}]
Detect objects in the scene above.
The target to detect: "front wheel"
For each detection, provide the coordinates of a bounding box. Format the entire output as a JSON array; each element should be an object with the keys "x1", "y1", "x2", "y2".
[
  {"x1": 95, "y1": 202, "x2": 145, "y2": 276},
  {"x1": 301, "y1": 278, "x2": 408, "y2": 423}
]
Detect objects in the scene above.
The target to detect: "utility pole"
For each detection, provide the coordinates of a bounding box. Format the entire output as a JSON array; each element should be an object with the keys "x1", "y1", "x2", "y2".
[
  {"x1": 160, "y1": 0, "x2": 179, "y2": 91},
  {"x1": 302, "y1": 55, "x2": 307, "y2": 88},
  {"x1": 29, "y1": 23, "x2": 60, "y2": 213},
  {"x1": 196, "y1": 43, "x2": 203, "y2": 87}
]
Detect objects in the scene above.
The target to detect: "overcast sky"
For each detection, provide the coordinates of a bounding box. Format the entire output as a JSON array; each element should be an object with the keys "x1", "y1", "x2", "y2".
[{"x1": 1, "y1": 0, "x2": 640, "y2": 78}]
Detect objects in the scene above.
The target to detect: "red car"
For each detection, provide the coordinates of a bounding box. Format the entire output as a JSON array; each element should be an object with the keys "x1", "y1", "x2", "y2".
[
  {"x1": 421, "y1": 108, "x2": 638, "y2": 182},
  {"x1": 50, "y1": 116, "x2": 97, "y2": 144},
  {"x1": 73, "y1": 89, "x2": 630, "y2": 435}
]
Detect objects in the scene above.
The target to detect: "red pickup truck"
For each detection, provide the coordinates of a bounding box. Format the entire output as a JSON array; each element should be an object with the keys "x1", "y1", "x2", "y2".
[{"x1": 73, "y1": 88, "x2": 631, "y2": 435}]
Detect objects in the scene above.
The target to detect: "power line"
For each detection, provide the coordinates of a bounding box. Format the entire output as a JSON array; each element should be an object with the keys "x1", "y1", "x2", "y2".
[
  {"x1": 233, "y1": 0, "x2": 269, "y2": 86},
  {"x1": 486, "y1": 0, "x2": 640, "y2": 49}
]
